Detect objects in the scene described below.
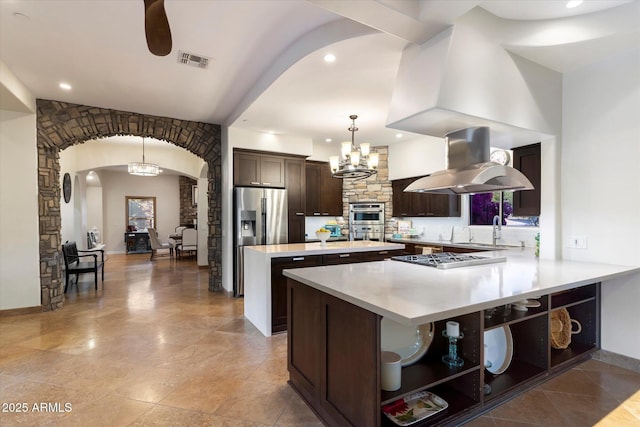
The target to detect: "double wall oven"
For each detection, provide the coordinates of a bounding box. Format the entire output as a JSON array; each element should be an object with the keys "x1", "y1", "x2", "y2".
[{"x1": 349, "y1": 202, "x2": 385, "y2": 241}]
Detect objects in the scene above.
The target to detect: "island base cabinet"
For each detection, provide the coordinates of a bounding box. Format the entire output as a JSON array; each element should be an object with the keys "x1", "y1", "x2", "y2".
[
  {"x1": 272, "y1": 255, "x2": 323, "y2": 333},
  {"x1": 288, "y1": 279, "x2": 601, "y2": 427},
  {"x1": 288, "y1": 278, "x2": 381, "y2": 427}
]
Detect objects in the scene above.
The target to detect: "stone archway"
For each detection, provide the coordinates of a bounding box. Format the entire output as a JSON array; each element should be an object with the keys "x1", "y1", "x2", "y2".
[{"x1": 36, "y1": 99, "x2": 222, "y2": 310}]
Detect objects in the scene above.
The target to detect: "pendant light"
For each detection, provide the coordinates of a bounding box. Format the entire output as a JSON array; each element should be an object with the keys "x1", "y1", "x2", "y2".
[
  {"x1": 329, "y1": 115, "x2": 378, "y2": 180},
  {"x1": 128, "y1": 137, "x2": 160, "y2": 176}
]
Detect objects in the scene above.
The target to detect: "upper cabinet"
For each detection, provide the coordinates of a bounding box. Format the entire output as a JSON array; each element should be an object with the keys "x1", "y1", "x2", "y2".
[
  {"x1": 392, "y1": 177, "x2": 460, "y2": 217},
  {"x1": 234, "y1": 151, "x2": 285, "y2": 188},
  {"x1": 305, "y1": 161, "x2": 343, "y2": 216},
  {"x1": 285, "y1": 158, "x2": 306, "y2": 243},
  {"x1": 512, "y1": 143, "x2": 541, "y2": 216}
]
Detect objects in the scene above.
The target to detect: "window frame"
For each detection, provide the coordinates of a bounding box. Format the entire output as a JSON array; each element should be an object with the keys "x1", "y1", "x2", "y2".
[{"x1": 125, "y1": 196, "x2": 157, "y2": 231}]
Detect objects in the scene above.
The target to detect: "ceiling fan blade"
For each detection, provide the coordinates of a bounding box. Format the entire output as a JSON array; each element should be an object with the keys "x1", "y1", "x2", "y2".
[{"x1": 144, "y1": 0, "x2": 172, "y2": 56}]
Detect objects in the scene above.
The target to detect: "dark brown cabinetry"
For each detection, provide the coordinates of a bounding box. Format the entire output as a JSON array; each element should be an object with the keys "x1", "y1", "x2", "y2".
[
  {"x1": 512, "y1": 143, "x2": 541, "y2": 217},
  {"x1": 234, "y1": 151, "x2": 285, "y2": 188},
  {"x1": 271, "y1": 255, "x2": 323, "y2": 333},
  {"x1": 288, "y1": 279, "x2": 381, "y2": 427},
  {"x1": 125, "y1": 232, "x2": 151, "y2": 254},
  {"x1": 234, "y1": 150, "x2": 307, "y2": 243},
  {"x1": 305, "y1": 161, "x2": 343, "y2": 216},
  {"x1": 392, "y1": 177, "x2": 460, "y2": 217},
  {"x1": 272, "y1": 249, "x2": 402, "y2": 332},
  {"x1": 288, "y1": 278, "x2": 601, "y2": 426},
  {"x1": 285, "y1": 158, "x2": 306, "y2": 243}
]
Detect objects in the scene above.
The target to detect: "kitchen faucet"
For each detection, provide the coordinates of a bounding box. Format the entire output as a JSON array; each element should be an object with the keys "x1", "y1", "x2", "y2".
[{"x1": 492, "y1": 215, "x2": 501, "y2": 247}]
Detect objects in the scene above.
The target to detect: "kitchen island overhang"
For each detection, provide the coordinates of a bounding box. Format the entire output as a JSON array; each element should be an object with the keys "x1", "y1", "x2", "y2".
[{"x1": 282, "y1": 248, "x2": 639, "y2": 327}]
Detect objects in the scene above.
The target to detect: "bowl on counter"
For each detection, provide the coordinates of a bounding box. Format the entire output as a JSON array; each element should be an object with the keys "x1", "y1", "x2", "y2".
[{"x1": 315, "y1": 231, "x2": 331, "y2": 246}]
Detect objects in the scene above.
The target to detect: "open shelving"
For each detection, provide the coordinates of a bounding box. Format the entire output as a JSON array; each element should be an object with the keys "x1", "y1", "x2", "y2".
[{"x1": 377, "y1": 283, "x2": 601, "y2": 426}]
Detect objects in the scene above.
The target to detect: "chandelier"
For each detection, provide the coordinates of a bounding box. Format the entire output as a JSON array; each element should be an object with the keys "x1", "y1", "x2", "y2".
[
  {"x1": 128, "y1": 137, "x2": 160, "y2": 176},
  {"x1": 329, "y1": 115, "x2": 379, "y2": 180}
]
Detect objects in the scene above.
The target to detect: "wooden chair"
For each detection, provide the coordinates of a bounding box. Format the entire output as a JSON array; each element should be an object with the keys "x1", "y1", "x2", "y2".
[
  {"x1": 176, "y1": 228, "x2": 197, "y2": 258},
  {"x1": 61, "y1": 241, "x2": 105, "y2": 293},
  {"x1": 148, "y1": 227, "x2": 173, "y2": 260}
]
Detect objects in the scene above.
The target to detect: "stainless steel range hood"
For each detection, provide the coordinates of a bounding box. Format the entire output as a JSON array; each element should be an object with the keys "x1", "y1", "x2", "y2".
[{"x1": 404, "y1": 127, "x2": 534, "y2": 195}]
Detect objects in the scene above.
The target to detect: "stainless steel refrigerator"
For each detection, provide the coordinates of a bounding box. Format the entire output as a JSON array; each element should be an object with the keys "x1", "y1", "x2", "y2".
[{"x1": 234, "y1": 187, "x2": 288, "y2": 296}]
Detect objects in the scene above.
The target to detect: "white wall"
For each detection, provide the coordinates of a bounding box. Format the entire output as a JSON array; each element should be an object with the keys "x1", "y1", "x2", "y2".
[
  {"x1": 0, "y1": 62, "x2": 40, "y2": 310},
  {"x1": 0, "y1": 111, "x2": 40, "y2": 310},
  {"x1": 100, "y1": 171, "x2": 180, "y2": 253},
  {"x1": 562, "y1": 49, "x2": 640, "y2": 359},
  {"x1": 387, "y1": 135, "x2": 445, "y2": 180},
  {"x1": 86, "y1": 183, "x2": 104, "y2": 243}
]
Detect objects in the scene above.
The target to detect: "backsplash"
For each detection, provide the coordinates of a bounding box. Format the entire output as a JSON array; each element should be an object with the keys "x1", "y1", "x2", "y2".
[{"x1": 397, "y1": 216, "x2": 539, "y2": 248}]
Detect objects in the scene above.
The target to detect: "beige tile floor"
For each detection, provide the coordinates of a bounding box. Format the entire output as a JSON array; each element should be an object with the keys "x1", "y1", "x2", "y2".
[{"x1": 1, "y1": 254, "x2": 638, "y2": 426}]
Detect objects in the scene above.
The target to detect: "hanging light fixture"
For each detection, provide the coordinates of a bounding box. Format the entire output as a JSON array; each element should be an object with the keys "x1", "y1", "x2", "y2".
[
  {"x1": 329, "y1": 115, "x2": 379, "y2": 180},
  {"x1": 128, "y1": 137, "x2": 160, "y2": 176}
]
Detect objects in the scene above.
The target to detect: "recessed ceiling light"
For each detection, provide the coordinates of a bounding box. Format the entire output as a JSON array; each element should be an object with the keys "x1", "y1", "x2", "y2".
[
  {"x1": 267, "y1": 130, "x2": 275, "y2": 134},
  {"x1": 566, "y1": 0, "x2": 583, "y2": 8},
  {"x1": 325, "y1": 138, "x2": 332, "y2": 143},
  {"x1": 395, "y1": 133, "x2": 403, "y2": 138},
  {"x1": 323, "y1": 53, "x2": 336, "y2": 63},
  {"x1": 59, "y1": 82, "x2": 72, "y2": 90}
]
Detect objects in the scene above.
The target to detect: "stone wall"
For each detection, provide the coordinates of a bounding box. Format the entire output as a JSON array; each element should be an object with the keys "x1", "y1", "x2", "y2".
[
  {"x1": 36, "y1": 99, "x2": 223, "y2": 310},
  {"x1": 179, "y1": 175, "x2": 198, "y2": 226},
  {"x1": 341, "y1": 146, "x2": 394, "y2": 237}
]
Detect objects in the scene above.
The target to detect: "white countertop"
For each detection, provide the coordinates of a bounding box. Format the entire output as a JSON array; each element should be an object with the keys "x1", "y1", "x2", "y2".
[
  {"x1": 283, "y1": 248, "x2": 640, "y2": 326},
  {"x1": 244, "y1": 240, "x2": 404, "y2": 258}
]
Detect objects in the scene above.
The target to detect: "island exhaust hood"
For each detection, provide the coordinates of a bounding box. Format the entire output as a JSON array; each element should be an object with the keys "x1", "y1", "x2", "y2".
[{"x1": 404, "y1": 127, "x2": 534, "y2": 195}]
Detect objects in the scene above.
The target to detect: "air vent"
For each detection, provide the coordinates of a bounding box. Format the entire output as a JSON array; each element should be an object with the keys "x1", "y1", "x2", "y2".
[{"x1": 177, "y1": 51, "x2": 209, "y2": 69}]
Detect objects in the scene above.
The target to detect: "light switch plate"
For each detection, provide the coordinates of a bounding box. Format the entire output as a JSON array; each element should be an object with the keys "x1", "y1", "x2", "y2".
[{"x1": 567, "y1": 235, "x2": 588, "y2": 249}]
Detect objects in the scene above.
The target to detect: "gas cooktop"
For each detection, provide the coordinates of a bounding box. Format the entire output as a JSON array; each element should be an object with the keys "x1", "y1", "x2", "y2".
[{"x1": 391, "y1": 252, "x2": 507, "y2": 269}]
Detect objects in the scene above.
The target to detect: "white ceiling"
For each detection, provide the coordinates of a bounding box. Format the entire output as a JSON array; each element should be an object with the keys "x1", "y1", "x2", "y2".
[{"x1": 1, "y1": 0, "x2": 638, "y2": 149}]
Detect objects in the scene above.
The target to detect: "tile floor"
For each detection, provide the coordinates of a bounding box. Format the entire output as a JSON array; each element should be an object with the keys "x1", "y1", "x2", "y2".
[{"x1": 1, "y1": 254, "x2": 638, "y2": 426}]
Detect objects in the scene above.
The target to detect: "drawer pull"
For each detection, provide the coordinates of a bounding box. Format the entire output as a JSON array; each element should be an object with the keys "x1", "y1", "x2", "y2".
[
  {"x1": 313, "y1": 213, "x2": 320, "y2": 216},
  {"x1": 295, "y1": 212, "x2": 304, "y2": 216},
  {"x1": 292, "y1": 257, "x2": 305, "y2": 261},
  {"x1": 262, "y1": 182, "x2": 271, "y2": 185},
  {"x1": 379, "y1": 251, "x2": 388, "y2": 255},
  {"x1": 339, "y1": 254, "x2": 350, "y2": 258},
  {"x1": 250, "y1": 181, "x2": 260, "y2": 185}
]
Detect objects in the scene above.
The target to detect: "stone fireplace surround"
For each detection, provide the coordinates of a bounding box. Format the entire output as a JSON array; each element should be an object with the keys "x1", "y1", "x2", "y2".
[{"x1": 36, "y1": 99, "x2": 222, "y2": 310}]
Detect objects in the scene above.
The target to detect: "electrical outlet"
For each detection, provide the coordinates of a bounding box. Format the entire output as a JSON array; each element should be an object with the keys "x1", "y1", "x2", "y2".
[{"x1": 567, "y1": 235, "x2": 588, "y2": 249}]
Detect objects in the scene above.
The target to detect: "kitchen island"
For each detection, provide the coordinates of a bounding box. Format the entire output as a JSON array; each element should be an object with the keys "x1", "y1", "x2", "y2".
[
  {"x1": 283, "y1": 248, "x2": 639, "y2": 426},
  {"x1": 243, "y1": 240, "x2": 404, "y2": 336}
]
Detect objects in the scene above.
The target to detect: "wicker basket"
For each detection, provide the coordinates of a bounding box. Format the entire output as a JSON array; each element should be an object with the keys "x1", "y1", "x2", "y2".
[{"x1": 550, "y1": 308, "x2": 582, "y2": 349}]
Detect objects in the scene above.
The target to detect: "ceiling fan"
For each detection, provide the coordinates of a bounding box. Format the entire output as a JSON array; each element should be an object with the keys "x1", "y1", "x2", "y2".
[{"x1": 144, "y1": 0, "x2": 172, "y2": 56}]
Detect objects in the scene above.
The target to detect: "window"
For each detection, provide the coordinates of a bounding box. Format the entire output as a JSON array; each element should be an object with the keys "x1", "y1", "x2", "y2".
[
  {"x1": 470, "y1": 143, "x2": 541, "y2": 227},
  {"x1": 126, "y1": 196, "x2": 156, "y2": 231},
  {"x1": 470, "y1": 192, "x2": 539, "y2": 227}
]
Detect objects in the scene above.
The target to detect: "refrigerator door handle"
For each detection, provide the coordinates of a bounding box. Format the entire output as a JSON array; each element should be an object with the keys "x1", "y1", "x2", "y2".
[{"x1": 261, "y1": 197, "x2": 267, "y2": 243}]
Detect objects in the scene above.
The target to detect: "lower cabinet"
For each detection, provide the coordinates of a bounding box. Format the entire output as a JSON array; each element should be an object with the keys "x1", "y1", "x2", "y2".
[
  {"x1": 271, "y1": 249, "x2": 403, "y2": 332},
  {"x1": 125, "y1": 232, "x2": 151, "y2": 254},
  {"x1": 288, "y1": 279, "x2": 601, "y2": 426},
  {"x1": 271, "y1": 255, "x2": 323, "y2": 333},
  {"x1": 288, "y1": 279, "x2": 382, "y2": 426}
]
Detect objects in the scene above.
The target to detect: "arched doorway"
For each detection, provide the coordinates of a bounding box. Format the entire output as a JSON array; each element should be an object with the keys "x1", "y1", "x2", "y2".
[{"x1": 36, "y1": 99, "x2": 222, "y2": 310}]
